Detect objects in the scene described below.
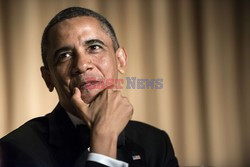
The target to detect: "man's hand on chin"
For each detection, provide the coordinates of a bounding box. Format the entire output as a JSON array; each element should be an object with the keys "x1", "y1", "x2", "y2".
[{"x1": 71, "y1": 87, "x2": 133, "y2": 158}]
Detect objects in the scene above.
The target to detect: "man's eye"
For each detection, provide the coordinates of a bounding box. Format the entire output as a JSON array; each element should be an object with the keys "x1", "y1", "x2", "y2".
[
  {"x1": 56, "y1": 52, "x2": 72, "y2": 63},
  {"x1": 88, "y1": 45, "x2": 103, "y2": 53}
]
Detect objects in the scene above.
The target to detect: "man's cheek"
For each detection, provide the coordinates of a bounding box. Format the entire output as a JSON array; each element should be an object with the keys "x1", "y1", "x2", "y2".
[{"x1": 55, "y1": 82, "x2": 71, "y2": 96}]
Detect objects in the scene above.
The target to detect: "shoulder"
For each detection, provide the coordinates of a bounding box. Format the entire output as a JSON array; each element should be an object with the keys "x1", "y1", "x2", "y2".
[
  {"x1": 0, "y1": 114, "x2": 52, "y2": 166},
  {"x1": 126, "y1": 120, "x2": 161, "y2": 131},
  {"x1": 126, "y1": 120, "x2": 167, "y2": 139},
  {"x1": 125, "y1": 120, "x2": 173, "y2": 150},
  {"x1": 0, "y1": 114, "x2": 50, "y2": 147}
]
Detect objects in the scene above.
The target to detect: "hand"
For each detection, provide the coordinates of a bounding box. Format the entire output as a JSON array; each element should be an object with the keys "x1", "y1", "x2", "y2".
[{"x1": 71, "y1": 87, "x2": 133, "y2": 158}]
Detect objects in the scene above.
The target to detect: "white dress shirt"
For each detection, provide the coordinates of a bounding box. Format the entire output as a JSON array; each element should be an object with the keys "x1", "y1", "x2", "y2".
[{"x1": 66, "y1": 111, "x2": 128, "y2": 167}]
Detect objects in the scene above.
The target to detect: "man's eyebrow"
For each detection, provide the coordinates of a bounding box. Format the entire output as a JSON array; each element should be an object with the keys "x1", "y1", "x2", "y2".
[
  {"x1": 84, "y1": 39, "x2": 106, "y2": 47},
  {"x1": 53, "y1": 39, "x2": 106, "y2": 56},
  {"x1": 54, "y1": 46, "x2": 72, "y2": 56}
]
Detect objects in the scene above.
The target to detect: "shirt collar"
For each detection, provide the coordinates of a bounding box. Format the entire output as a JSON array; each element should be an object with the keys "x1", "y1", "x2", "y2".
[{"x1": 66, "y1": 111, "x2": 85, "y2": 127}]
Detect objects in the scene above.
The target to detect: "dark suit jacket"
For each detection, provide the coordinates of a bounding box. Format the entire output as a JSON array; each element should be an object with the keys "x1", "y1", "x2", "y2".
[{"x1": 0, "y1": 104, "x2": 179, "y2": 167}]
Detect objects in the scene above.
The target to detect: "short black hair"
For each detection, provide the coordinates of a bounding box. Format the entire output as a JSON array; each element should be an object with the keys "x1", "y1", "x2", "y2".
[{"x1": 41, "y1": 7, "x2": 120, "y2": 68}]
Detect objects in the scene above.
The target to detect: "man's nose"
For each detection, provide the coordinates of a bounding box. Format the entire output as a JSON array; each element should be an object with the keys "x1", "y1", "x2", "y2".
[{"x1": 71, "y1": 52, "x2": 93, "y2": 75}]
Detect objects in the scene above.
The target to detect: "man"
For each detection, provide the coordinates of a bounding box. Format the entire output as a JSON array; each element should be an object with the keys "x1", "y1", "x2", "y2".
[{"x1": 0, "y1": 7, "x2": 179, "y2": 167}]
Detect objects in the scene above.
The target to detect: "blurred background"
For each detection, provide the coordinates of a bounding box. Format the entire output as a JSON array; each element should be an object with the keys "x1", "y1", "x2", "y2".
[{"x1": 0, "y1": 0, "x2": 249, "y2": 166}]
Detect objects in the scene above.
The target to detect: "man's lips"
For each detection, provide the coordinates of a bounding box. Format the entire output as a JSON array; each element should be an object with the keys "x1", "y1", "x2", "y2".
[
  {"x1": 76, "y1": 79, "x2": 106, "y2": 90},
  {"x1": 80, "y1": 80, "x2": 100, "y2": 89},
  {"x1": 70, "y1": 77, "x2": 110, "y2": 93}
]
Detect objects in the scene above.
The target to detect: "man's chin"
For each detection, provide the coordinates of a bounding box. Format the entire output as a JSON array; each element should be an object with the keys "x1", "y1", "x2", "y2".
[{"x1": 80, "y1": 88, "x2": 103, "y2": 104}]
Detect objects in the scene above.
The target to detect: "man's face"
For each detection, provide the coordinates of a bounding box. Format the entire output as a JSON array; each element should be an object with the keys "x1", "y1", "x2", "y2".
[{"x1": 42, "y1": 16, "x2": 126, "y2": 108}]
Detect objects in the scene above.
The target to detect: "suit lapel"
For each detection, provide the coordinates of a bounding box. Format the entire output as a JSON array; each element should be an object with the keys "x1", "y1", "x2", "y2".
[{"x1": 48, "y1": 104, "x2": 89, "y2": 167}]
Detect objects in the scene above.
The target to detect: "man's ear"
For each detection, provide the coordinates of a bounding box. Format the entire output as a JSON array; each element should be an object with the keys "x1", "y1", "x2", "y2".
[
  {"x1": 40, "y1": 66, "x2": 54, "y2": 92},
  {"x1": 116, "y1": 48, "x2": 128, "y2": 74}
]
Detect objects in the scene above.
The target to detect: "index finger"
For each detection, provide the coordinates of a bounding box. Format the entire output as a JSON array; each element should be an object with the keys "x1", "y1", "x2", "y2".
[{"x1": 71, "y1": 87, "x2": 90, "y2": 125}]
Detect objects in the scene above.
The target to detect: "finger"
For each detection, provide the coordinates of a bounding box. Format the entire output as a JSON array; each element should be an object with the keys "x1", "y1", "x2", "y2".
[
  {"x1": 71, "y1": 87, "x2": 90, "y2": 122},
  {"x1": 71, "y1": 87, "x2": 81, "y2": 102}
]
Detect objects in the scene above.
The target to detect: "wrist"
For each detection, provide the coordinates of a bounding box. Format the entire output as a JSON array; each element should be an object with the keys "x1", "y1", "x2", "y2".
[{"x1": 90, "y1": 130, "x2": 118, "y2": 158}]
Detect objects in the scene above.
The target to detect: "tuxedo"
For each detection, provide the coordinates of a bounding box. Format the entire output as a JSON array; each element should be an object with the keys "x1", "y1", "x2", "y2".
[{"x1": 0, "y1": 104, "x2": 179, "y2": 167}]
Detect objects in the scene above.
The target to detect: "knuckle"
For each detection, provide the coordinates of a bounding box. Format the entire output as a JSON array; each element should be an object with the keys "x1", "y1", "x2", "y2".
[
  {"x1": 130, "y1": 106, "x2": 134, "y2": 115},
  {"x1": 125, "y1": 105, "x2": 133, "y2": 116}
]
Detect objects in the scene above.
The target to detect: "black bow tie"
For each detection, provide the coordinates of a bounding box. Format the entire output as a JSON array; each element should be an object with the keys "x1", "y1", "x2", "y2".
[{"x1": 76, "y1": 124, "x2": 90, "y2": 150}]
